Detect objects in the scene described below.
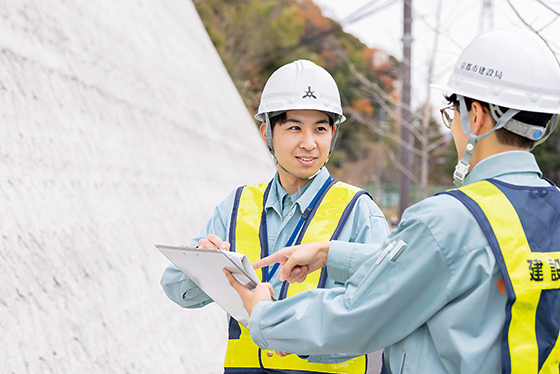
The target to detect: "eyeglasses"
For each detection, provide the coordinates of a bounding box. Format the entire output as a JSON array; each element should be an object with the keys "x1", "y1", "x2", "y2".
[{"x1": 439, "y1": 105, "x2": 455, "y2": 129}]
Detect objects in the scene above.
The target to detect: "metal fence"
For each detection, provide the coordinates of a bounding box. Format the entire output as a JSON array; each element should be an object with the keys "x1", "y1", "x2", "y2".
[{"x1": 362, "y1": 183, "x2": 454, "y2": 213}]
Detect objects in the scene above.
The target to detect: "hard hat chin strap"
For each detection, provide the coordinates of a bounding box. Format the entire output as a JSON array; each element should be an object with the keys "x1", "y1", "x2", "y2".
[
  {"x1": 453, "y1": 95, "x2": 519, "y2": 187},
  {"x1": 326, "y1": 124, "x2": 339, "y2": 164},
  {"x1": 265, "y1": 112, "x2": 292, "y2": 177},
  {"x1": 265, "y1": 112, "x2": 274, "y2": 154}
]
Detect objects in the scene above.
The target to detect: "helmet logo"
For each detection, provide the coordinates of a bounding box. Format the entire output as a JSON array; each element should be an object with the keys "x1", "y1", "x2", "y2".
[
  {"x1": 302, "y1": 86, "x2": 317, "y2": 99},
  {"x1": 460, "y1": 62, "x2": 503, "y2": 79}
]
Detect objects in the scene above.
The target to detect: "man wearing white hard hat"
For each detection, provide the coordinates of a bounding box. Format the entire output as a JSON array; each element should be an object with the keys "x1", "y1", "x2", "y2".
[
  {"x1": 161, "y1": 60, "x2": 389, "y2": 373},
  {"x1": 225, "y1": 29, "x2": 560, "y2": 373}
]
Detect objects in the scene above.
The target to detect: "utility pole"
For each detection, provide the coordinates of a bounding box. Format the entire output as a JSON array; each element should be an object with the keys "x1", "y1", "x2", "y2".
[
  {"x1": 479, "y1": 0, "x2": 494, "y2": 33},
  {"x1": 399, "y1": 0, "x2": 413, "y2": 219}
]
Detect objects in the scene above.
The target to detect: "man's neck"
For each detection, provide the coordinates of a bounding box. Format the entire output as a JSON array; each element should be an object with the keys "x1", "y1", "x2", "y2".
[
  {"x1": 277, "y1": 170, "x2": 313, "y2": 195},
  {"x1": 468, "y1": 137, "x2": 530, "y2": 172}
]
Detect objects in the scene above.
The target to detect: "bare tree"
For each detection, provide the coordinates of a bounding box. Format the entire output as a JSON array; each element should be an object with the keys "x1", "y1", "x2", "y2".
[
  {"x1": 338, "y1": 0, "x2": 449, "y2": 202},
  {"x1": 418, "y1": 0, "x2": 446, "y2": 199},
  {"x1": 506, "y1": 0, "x2": 560, "y2": 63}
]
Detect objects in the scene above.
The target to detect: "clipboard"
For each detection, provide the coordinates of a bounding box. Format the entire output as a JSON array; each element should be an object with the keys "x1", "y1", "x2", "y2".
[{"x1": 156, "y1": 244, "x2": 262, "y2": 328}]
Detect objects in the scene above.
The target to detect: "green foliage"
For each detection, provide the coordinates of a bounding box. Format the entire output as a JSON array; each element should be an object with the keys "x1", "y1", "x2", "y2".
[
  {"x1": 533, "y1": 124, "x2": 560, "y2": 185},
  {"x1": 194, "y1": 0, "x2": 560, "y2": 191}
]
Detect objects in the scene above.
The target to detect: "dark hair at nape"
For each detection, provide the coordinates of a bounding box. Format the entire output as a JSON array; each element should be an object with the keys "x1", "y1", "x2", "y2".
[{"x1": 444, "y1": 93, "x2": 552, "y2": 148}]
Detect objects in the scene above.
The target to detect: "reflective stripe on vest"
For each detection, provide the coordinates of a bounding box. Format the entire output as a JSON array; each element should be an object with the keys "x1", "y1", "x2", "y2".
[
  {"x1": 224, "y1": 180, "x2": 368, "y2": 374},
  {"x1": 440, "y1": 179, "x2": 560, "y2": 374}
]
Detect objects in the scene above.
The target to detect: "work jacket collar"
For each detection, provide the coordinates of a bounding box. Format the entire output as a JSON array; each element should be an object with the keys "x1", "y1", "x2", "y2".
[
  {"x1": 463, "y1": 151, "x2": 543, "y2": 186},
  {"x1": 267, "y1": 167, "x2": 331, "y2": 216}
]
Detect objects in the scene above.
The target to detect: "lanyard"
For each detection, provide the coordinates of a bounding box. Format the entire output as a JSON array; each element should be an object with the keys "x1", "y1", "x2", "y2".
[{"x1": 262, "y1": 176, "x2": 333, "y2": 281}]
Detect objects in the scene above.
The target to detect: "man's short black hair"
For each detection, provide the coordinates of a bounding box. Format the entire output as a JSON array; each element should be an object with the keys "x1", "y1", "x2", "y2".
[
  {"x1": 444, "y1": 93, "x2": 552, "y2": 149},
  {"x1": 269, "y1": 111, "x2": 335, "y2": 132}
]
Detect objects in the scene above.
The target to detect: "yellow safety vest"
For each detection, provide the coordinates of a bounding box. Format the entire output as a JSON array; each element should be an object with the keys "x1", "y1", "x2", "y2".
[
  {"x1": 224, "y1": 179, "x2": 368, "y2": 374},
  {"x1": 441, "y1": 179, "x2": 560, "y2": 374}
]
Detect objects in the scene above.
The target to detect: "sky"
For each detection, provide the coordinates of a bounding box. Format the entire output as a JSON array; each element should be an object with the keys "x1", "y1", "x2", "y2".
[{"x1": 312, "y1": 0, "x2": 560, "y2": 114}]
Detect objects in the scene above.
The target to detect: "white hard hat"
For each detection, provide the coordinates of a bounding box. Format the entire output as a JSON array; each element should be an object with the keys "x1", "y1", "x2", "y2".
[
  {"x1": 431, "y1": 28, "x2": 560, "y2": 114},
  {"x1": 431, "y1": 28, "x2": 560, "y2": 187},
  {"x1": 255, "y1": 59, "x2": 346, "y2": 124},
  {"x1": 256, "y1": 60, "x2": 345, "y2": 177}
]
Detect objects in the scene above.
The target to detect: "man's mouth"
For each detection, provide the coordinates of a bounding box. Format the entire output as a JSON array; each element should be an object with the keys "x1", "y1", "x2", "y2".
[{"x1": 296, "y1": 156, "x2": 317, "y2": 165}]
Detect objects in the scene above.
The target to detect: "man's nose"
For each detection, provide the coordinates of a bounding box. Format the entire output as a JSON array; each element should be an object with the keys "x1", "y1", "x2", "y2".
[{"x1": 300, "y1": 131, "x2": 317, "y2": 149}]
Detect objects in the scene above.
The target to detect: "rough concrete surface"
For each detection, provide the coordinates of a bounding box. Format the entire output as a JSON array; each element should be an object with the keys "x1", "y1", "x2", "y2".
[{"x1": 0, "y1": 0, "x2": 275, "y2": 372}]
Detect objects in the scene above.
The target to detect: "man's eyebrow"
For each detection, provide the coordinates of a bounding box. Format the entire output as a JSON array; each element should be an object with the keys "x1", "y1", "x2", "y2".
[
  {"x1": 285, "y1": 117, "x2": 302, "y2": 124},
  {"x1": 285, "y1": 118, "x2": 329, "y2": 124}
]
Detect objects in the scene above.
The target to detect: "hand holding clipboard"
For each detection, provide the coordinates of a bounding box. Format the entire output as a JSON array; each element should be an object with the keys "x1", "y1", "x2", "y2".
[{"x1": 156, "y1": 244, "x2": 270, "y2": 328}]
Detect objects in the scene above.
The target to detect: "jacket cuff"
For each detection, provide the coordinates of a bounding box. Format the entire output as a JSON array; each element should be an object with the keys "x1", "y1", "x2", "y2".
[
  {"x1": 326, "y1": 240, "x2": 355, "y2": 283},
  {"x1": 248, "y1": 300, "x2": 272, "y2": 349}
]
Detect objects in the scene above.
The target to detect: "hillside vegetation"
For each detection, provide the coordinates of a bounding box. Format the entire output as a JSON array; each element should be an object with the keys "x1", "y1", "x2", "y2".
[{"x1": 194, "y1": 0, "x2": 560, "y2": 188}]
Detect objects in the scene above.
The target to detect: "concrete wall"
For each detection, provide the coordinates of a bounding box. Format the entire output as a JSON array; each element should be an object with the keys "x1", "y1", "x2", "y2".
[{"x1": 0, "y1": 0, "x2": 275, "y2": 372}]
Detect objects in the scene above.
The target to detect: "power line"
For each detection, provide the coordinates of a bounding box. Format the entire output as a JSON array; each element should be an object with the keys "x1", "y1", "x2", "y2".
[
  {"x1": 535, "y1": 0, "x2": 560, "y2": 16},
  {"x1": 339, "y1": 0, "x2": 398, "y2": 28},
  {"x1": 298, "y1": 0, "x2": 397, "y2": 47}
]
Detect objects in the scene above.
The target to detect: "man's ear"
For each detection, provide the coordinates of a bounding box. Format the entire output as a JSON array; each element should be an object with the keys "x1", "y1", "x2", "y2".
[
  {"x1": 470, "y1": 101, "x2": 491, "y2": 136},
  {"x1": 259, "y1": 122, "x2": 267, "y2": 144}
]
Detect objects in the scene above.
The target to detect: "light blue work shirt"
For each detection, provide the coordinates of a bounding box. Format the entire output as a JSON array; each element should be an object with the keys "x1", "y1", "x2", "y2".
[
  {"x1": 249, "y1": 151, "x2": 550, "y2": 373},
  {"x1": 160, "y1": 167, "x2": 390, "y2": 364}
]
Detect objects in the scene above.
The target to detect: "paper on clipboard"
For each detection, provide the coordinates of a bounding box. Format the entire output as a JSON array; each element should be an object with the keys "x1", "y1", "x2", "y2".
[{"x1": 156, "y1": 244, "x2": 261, "y2": 328}]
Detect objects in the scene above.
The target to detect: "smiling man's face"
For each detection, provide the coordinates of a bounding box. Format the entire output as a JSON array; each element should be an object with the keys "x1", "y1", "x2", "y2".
[{"x1": 261, "y1": 109, "x2": 334, "y2": 193}]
